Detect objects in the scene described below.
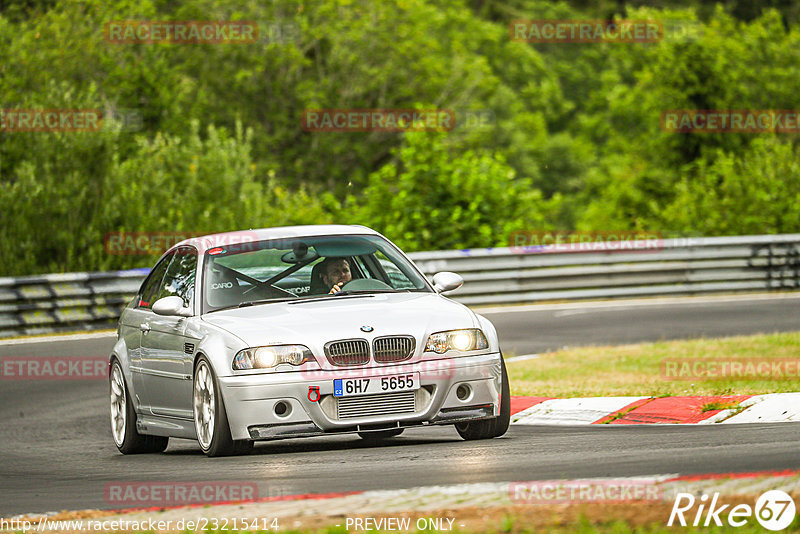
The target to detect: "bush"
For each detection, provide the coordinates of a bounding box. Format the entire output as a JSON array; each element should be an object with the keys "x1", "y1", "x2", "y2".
[{"x1": 345, "y1": 131, "x2": 560, "y2": 252}]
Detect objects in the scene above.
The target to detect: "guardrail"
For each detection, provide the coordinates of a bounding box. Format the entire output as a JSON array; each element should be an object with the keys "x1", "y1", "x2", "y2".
[
  {"x1": 411, "y1": 234, "x2": 800, "y2": 306},
  {"x1": 0, "y1": 269, "x2": 149, "y2": 338},
  {"x1": 1, "y1": 234, "x2": 798, "y2": 338}
]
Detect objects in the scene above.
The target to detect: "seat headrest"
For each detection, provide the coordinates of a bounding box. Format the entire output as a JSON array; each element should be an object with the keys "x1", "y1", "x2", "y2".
[{"x1": 309, "y1": 261, "x2": 329, "y2": 295}]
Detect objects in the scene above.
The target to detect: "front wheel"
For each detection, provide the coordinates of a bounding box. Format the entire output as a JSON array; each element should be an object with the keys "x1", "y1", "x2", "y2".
[
  {"x1": 193, "y1": 358, "x2": 253, "y2": 457},
  {"x1": 455, "y1": 356, "x2": 511, "y2": 440},
  {"x1": 110, "y1": 360, "x2": 168, "y2": 454}
]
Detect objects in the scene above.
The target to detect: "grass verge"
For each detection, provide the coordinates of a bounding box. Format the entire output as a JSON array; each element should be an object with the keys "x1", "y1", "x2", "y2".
[{"x1": 506, "y1": 331, "x2": 800, "y2": 397}]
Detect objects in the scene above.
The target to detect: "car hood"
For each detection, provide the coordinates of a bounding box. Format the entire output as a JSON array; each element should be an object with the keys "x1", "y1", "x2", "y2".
[{"x1": 201, "y1": 292, "x2": 477, "y2": 349}]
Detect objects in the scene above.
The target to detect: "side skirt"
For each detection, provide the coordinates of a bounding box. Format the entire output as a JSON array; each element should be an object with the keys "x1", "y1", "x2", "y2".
[{"x1": 136, "y1": 413, "x2": 196, "y2": 439}]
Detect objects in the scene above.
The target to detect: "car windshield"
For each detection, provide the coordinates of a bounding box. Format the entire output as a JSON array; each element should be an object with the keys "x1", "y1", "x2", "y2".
[{"x1": 202, "y1": 234, "x2": 432, "y2": 312}]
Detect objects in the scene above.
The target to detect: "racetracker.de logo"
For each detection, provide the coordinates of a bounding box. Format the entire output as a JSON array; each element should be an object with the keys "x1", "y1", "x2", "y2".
[
  {"x1": 0, "y1": 109, "x2": 102, "y2": 132},
  {"x1": 1, "y1": 356, "x2": 107, "y2": 380},
  {"x1": 509, "y1": 479, "x2": 661, "y2": 503},
  {"x1": 662, "y1": 359, "x2": 800, "y2": 381},
  {"x1": 661, "y1": 110, "x2": 800, "y2": 133},
  {"x1": 104, "y1": 481, "x2": 258, "y2": 507},
  {"x1": 301, "y1": 109, "x2": 456, "y2": 132},
  {"x1": 104, "y1": 231, "x2": 259, "y2": 255},
  {"x1": 509, "y1": 230, "x2": 664, "y2": 254},
  {"x1": 104, "y1": 20, "x2": 258, "y2": 44},
  {"x1": 0, "y1": 108, "x2": 143, "y2": 133},
  {"x1": 509, "y1": 20, "x2": 663, "y2": 43}
]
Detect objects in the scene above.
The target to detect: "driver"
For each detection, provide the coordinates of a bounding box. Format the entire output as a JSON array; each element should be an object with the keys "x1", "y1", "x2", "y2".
[{"x1": 321, "y1": 257, "x2": 352, "y2": 294}]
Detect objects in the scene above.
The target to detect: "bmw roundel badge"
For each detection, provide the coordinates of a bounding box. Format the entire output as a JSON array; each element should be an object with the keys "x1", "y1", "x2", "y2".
[{"x1": 360, "y1": 325, "x2": 374, "y2": 332}]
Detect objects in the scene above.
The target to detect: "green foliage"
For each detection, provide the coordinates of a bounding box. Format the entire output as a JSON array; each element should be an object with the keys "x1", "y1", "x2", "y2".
[
  {"x1": 1, "y1": 0, "x2": 799, "y2": 275},
  {"x1": 661, "y1": 138, "x2": 800, "y2": 235},
  {"x1": 347, "y1": 131, "x2": 560, "y2": 251},
  {"x1": 0, "y1": 117, "x2": 333, "y2": 274}
]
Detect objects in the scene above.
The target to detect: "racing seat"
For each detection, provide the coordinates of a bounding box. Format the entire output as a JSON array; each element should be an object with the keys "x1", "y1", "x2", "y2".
[
  {"x1": 309, "y1": 261, "x2": 330, "y2": 295},
  {"x1": 207, "y1": 269, "x2": 244, "y2": 308}
]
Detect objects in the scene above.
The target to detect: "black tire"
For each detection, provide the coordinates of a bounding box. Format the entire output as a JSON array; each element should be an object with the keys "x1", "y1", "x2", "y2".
[
  {"x1": 357, "y1": 428, "x2": 404, "y2": 440},
  {"x1": 110, "y1": 360, "x2": 169, "y2": 454},
  {"x1": 455, "y1": 356, "x2": 511, "y2": 440},
  {"x1": 193, "y1": 357, "x2": 253, "y2": 457}
]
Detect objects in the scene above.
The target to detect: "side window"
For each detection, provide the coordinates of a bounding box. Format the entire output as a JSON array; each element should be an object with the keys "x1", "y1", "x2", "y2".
[
  {"x1": 155, "y1": 247, "x2": 198, "y2": 309},
  {"x1": 346, "y1": 256, "x2": 365, "y2": 279},
  {"x1": 138, "y1": 252, "x2": 174, "y2": 309}
]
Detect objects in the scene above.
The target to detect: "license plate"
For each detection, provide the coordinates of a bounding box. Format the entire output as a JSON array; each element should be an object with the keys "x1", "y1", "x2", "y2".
[{"x1": 333, "y1": 372, "x2": 420, "y2": 397}]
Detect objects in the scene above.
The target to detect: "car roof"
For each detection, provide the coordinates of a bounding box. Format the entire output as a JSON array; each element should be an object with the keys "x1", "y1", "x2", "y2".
[{"x1": 173, "y1": 224, "x2": 381, "y2": 253}]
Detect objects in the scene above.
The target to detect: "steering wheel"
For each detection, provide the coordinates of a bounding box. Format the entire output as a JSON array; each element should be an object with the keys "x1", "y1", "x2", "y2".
[{"x1": 334, "y1": 278, "x2": 394, "y2": 294}]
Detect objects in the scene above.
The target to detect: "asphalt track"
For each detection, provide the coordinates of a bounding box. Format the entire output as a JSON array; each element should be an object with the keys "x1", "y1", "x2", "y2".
[
  {"x1": 1, "y1": 294, "x2": 799, "y2": 516},
  {"x1": 487, "y1": 293, "x2": 800, "y2": 355}
]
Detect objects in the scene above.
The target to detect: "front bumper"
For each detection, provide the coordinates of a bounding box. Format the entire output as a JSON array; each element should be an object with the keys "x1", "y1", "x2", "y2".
[{"x1": 218, "y1": 352, "x2": 502, "y2": 441}]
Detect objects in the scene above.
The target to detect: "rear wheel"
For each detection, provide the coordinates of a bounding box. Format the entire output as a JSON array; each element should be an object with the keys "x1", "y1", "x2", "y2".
[
  {"x1": 110, "y1": 360, "x2": 169, "y2": 454},
  {"x1": 455, "y1": 356, "x2": 511, "y2": 440},
  {"x1": 193, "y1": 357, "x2": 253, "y2": 457},
  {"x1": 357, "y1": 428, "x2": 404, "y2": 440}
]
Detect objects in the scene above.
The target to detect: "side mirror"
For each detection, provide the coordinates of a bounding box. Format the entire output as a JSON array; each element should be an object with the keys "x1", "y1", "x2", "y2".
[
  {"x1": 432, "y1": 271, "x2": 463, "y2": 293},
  {"x1": 152, "y1": 296, "x2": 192, "y2": 317}
]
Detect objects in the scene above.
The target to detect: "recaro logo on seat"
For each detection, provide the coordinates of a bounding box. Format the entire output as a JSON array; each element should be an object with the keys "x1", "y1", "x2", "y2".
[{"x1": 211, "y1": 282, "x2": 233, "y2": 289}]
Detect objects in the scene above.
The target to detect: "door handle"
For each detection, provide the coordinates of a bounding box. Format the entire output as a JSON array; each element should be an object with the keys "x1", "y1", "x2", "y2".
[{"x1": 139, "y1": 323, "x2": 151, "y2": 333}]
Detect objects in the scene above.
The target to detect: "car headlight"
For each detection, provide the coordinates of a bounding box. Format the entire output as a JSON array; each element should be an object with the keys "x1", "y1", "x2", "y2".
[
  {"x1": 233, "y1": 345, "x2": 315, "y2": 370},
  {"x1": 424, "y1": 329, "x2": 488, "y2": 354}
]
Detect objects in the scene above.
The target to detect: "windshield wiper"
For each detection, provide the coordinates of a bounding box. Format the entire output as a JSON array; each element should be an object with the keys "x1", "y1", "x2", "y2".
[
  {"x1": 237, "y1": 297, "x2": 298, "y2": 308},
  {"x1": 212, "y1": 290, "x2": 412, "y2": 311},
  {"x1": 334, "y1": 289, "x2": 404, "y2": 296},
  {"x1": 286, "y1": 293, "x2": 376, "y2": 304}
]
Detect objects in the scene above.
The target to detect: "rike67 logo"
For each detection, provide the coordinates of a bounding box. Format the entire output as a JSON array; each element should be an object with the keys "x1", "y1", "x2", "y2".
[{"x1": 668, "y1": 490, "x2": 796, "y2": 531}]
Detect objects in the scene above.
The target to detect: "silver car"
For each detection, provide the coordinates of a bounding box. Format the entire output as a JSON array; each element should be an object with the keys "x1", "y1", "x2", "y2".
[{"x1": 109, "y1": 225, "x2": 509, "y2": 456}]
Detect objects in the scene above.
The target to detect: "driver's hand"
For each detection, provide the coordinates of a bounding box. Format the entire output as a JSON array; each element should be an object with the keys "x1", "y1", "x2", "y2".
[{"x1": 329, "y1": 282, "x2": 344, "y2": 295}]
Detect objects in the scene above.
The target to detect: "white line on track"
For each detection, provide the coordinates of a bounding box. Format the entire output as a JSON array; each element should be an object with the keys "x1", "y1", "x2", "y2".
[{"x1": 553, "y1": 309, "x2": 588, "y2": 317}]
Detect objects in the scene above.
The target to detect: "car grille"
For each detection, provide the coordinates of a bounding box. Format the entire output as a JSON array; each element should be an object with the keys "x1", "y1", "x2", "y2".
[
  {"x1": 325, "y1": 339, "x2": 370, "y2": 366},
  {"x1": 373, "y1": 336, "x2": 415, "y2": 363},
  {"x1": 336, "y1": 391, "x2": 417, "y2": 419}
]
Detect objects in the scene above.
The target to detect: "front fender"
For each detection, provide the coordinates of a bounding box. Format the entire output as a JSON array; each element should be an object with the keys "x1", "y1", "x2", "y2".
[
  {"x1": 474, "y1": 313, "x2": 501, "y2": 355},
  {"x1": 190, "y1": 320, "x2": 248, "y2": 379},
  {"x1": 108, "y1": 335, "x2": 140, "y2": 402}
]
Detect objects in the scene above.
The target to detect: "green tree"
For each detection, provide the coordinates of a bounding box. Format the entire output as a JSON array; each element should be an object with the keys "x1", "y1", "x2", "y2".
[
  {"x1": 661, "y1": 138, "x2": 800, "y2": 235},
  {"x1": 346, "y1": 131, "x2": 560, "y2": 251}
]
